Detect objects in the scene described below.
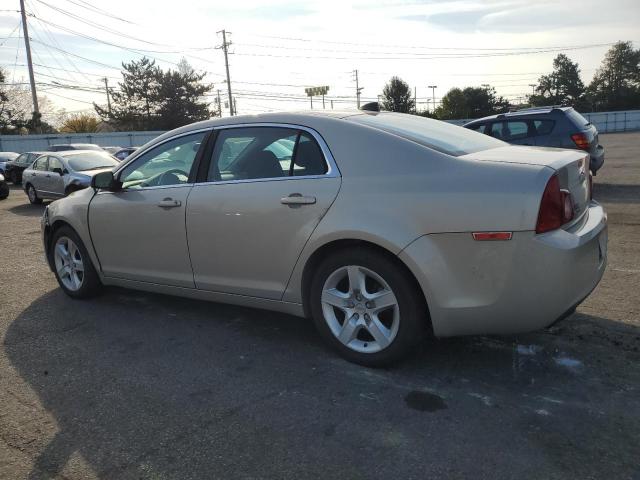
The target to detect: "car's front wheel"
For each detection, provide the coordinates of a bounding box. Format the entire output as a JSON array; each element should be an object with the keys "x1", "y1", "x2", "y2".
[
  {"x1": 26, "y1": 184, "x2": 42, "y2": 204},
  {"x1": 50, "y1": 226, "x2": 102, "y2": 298},
  {"x1": 310, "y1": 248, "x2": 427, "y2": 367}
]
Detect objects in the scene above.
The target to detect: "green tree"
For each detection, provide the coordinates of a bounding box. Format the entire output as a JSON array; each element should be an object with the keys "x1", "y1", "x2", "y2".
[
  {"x1": 95, "y1": 57, "x2": 162, "y2": 130},
  {"x1": 435, "y1": 86, "x2": 509, "y2": 119},
  {"x1": 587, "y1": 41, "x2": 640, "y2": 111},
  {"x1": 529, "y1": 54, "x2": 587, "y2": 110},
  {"x1": 155, "y1": 65, "x2": 213, "y2": 130},
  {"x1": 381, "y1": 76, "x2": 415, "y2": 113},
  {"x1": 95, "y1": 57, "x2": 213, "y2": 130}
]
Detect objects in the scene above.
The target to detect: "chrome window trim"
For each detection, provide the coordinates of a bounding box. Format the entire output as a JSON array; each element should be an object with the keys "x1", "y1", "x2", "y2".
[{"x1": 106, "y1": 122, "x2": 340, "y2": 193}]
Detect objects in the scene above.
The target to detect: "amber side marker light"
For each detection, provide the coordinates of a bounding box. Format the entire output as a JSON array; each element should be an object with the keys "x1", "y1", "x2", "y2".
[{"x1": 472, "y1": 232, "x2": 513, "y2": 241}]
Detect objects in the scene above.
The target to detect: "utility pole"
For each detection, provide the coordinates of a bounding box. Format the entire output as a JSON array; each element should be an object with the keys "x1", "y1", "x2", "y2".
[
  {"x1": 330, "y1": 100, "x2": 333, "y2": 109},
  {"x1": 217, "y1": 29, "x2": 234, "y2": 116},
  {"x1": 103, "y1": 77, "x2": 112, "y2": 115},
  {"x1": 414, "y1": 86, "x2": 417, "y2": 113},
  {"x1": 529, "y1": 83, "x2": 536, "y2": 96},
  {"x1": 353, "y1": 70, "x2": 363, "y2": 109},
  {"x1": 428, "y1": 85, "x2": 437, "y2": 111},
  {"x1": 217, "y1": 89, "x2": 222, "y2": 117},
  {"x1": 19, "y1": 0, "x2": 39, "y2": 127}
]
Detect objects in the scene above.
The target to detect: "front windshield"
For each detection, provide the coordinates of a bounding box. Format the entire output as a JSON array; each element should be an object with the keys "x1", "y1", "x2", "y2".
[
  {"x1": 66, "y1": 152, "x2": 118, "y2": 171},
  {"x1": 349, "y1": 112, "x2": 505, "y2": 157}
]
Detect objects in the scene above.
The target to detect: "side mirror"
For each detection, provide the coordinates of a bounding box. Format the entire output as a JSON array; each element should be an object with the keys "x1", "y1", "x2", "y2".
[
  {"x1": 91, "y1": 171, "x2": 122, "y2": 191},
  {"x1": 53, "y1": 167, "x2": 63, "y2": 176}
]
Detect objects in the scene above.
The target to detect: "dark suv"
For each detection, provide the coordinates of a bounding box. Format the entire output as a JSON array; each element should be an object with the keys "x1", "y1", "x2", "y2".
[{"x1": 463, "y1": 106, "x2": 605, "y2": 174}]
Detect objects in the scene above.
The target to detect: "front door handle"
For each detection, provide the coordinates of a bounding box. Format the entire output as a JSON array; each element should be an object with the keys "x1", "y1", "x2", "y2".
[
  {"x1": 281, "y1": 193, "x2": 316, "y2": 206},
  {"x1": 31, "y1": 173, "x2": 36, "y2": 177},
  {"x1": 157, "y1": 198, "x2": 182, "y2": 209}
]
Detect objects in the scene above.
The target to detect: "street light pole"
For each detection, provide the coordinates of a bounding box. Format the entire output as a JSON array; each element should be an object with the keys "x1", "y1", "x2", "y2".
[{"x1": 428, "y1": 85, "x2": 437, "y2": 112}]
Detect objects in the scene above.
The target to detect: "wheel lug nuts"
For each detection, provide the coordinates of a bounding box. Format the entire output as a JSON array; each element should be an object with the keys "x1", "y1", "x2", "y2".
[
  {"x1": 364, "y1": 314, "x2": 370, "y2": 321},
  {"x1": 365, "y1": 302, "x2": 373, "y2": 309}
]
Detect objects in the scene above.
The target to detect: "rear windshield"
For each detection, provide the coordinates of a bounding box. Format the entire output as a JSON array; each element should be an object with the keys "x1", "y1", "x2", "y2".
[
  {"x1": 566, "y1": 109, "x2": 590, "y2": 127},
  {"x1": 349, "y1": 113, "x2": 505, "y2": 156},
  {"x1": 66, "y1": 152, "x2": 118, "y2": 171}
]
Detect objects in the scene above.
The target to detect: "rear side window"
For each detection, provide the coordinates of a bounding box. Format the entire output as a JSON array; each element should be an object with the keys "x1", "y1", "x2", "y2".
[
  {"x1": 566, "y1": 109, "x2": 590, "y2": 127},
  {"x1": 293, "y1": 133, "x2": 327, "y2": 176},
  {"x1": 533, "y1": 120, "x2": 555, "y2": 135},
  {"x1": 350, "y1": 113, "x2": 504, "y2": 156},
  {"x1": 489, "y1": 121, "x2": 531, "y2": 141},
  {"x1": 505, "y1": 121, "x2": 530, "y2": 140},
  {"x1": 208, "y1": 128, "x2": 327, "y2": 181}
]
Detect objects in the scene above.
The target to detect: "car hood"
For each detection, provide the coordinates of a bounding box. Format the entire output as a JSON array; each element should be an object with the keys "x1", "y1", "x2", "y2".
[{"x1": 460, "y1": 145, "x2": 587, "y2": 171}]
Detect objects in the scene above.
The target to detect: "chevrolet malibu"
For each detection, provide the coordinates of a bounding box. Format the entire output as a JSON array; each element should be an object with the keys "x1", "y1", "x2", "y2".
[{"x1": 41, "y1": 111, "x2": 607, "y2": 366}]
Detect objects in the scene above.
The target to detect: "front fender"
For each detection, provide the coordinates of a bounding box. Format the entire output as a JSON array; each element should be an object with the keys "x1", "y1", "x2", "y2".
[{"x1": 44, "y1": 187, "x2": 103, "y2": 277}]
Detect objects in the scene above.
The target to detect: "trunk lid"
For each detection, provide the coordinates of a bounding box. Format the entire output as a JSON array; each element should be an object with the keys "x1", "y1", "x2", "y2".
[{"x1": 460, "y1": 145, "x2": 591, "y2": 227}]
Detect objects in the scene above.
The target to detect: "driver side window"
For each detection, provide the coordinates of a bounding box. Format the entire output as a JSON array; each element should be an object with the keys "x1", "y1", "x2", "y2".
[{"x1": 120, "y1": 131, "x2": 207, "y2": 189}]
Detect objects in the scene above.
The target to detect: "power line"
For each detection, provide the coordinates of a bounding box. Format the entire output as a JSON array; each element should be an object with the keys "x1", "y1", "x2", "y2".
[
  {"x1": 29, "y1": 39, "x2": 121, "y2": 69},
  {"x1": 244, "y1": 33, "x2": 619, "y2": 52},
  {"x1": 61, "y1": 0, "x2": 135, "y2": 25},
  {"x1": 233, "y1": 43, "x2": 616, "y2": 61}
]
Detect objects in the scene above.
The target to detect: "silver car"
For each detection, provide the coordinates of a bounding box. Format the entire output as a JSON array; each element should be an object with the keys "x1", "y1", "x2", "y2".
[
  {"x1": 41, "y1": 112, "x2": 608, "y2": 366},
  {"x1": 23, "y1": 150, "x2": 118, "y2": 204}
]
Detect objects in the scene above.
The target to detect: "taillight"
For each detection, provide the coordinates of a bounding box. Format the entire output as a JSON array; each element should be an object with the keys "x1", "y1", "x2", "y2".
[
  {"x1": 536, "y1": 175, "x2": 574, "y2": 234},
  {"x1": 571, "y1": 133, "x2": 590, "y2": 150}
]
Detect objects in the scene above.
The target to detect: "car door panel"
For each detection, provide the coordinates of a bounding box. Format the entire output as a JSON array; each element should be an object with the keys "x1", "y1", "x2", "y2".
[
  {"x1": 87, "y1": 130, "x2": 209, "y2": 287},
  {"x1": 30, "y1": 156, "x2": 48, "y2": 196},
  {"x1": 45, "y1": 157, "x2": 65, "y2": 197},
  {"x1": 89, "y1": 186, "x2": 195, "y2": 287},
  {"x1": 186, "y1": 176, "x2": 341, "y2": 299}
]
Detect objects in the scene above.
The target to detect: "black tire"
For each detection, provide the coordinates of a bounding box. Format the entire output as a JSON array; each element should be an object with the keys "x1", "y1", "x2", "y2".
[
  {"x1": 0, "y1": 181, "x2": 8, "y2": 200},
  {"x1": 26, "y1": 184, "x2": 42, "y2": 204},
  {"x1": 50, "y1": 226, "x2": 102, "y2": 299},
  {"x1": 309, "y1": 247, "x2": 427, "y2": 367},
  {"x1": 10, "y1": 170, "x2": 21, "y2": 185}
]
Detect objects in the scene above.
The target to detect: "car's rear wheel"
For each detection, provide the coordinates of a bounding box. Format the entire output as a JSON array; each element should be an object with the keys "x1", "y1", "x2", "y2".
[
  {"x1": 310, "y1": 248, "x2": 426, "y2": 367},
  {"x1": 51, "y1": 226, "x2": 101, "y2": 298},
  {"x1": 26, "y1": 184, "x2": 42, "y2": 204}
]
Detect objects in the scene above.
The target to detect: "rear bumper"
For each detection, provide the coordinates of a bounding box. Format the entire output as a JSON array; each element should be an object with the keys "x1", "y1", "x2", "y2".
[
  {"x1": 590, "y1": 145, "x2": 605, "y2": 173},
  {"x1": 399, "y1": 202, "x2": 607, "y2": 337}
]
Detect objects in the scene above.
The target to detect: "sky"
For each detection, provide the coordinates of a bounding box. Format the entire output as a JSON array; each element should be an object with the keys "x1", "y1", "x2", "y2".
[{"x1": 1, "y1": 0, "x2": 639, "y2": 120}]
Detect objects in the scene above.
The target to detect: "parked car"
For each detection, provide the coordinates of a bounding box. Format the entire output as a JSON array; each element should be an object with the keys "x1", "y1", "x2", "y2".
[
  {"x1": 113, "y1": 147, "x2": 138, "y2": 161},
  {"x1": 463, "y1": 106, "x2": 605, "y2": 174},
  {"x1": 23, "y1": 150, "x2": 118, "y2": 204},
  {"x1": 0, "y1": 173, "x2": 8, "y2": 200},
  {"x1": 41, "y1": 112, "x2": 607, "y2": 366},
  {"x1": 48, "y1": 143, "x2": 104, "y2": 152},
  {"x1": 4, "y1": 151, "x2": 45, "y2": 184},
  {"x1": 0, "y1": 152, "x2": 19, "y2": 175}
]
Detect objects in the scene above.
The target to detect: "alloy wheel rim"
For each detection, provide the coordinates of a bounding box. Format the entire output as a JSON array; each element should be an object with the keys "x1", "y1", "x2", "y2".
[
  {"x1": 321, "y1": 265, "x2": 399, "y2": 353},
  {"x1": 28, "y1": 186, "x2": 36, "y2": 202},
  {"x1": 53, "y1": 236, "x2": 84, "y2": 291}
]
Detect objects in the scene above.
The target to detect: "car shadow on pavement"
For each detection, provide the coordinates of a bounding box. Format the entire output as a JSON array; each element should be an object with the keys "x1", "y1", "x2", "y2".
[
  {"x1": 7, "y1": 203, "x2": 47, "y2": 217},
  {"x1": 4, "y1": 288, "x2": 640, "y2": 479}
]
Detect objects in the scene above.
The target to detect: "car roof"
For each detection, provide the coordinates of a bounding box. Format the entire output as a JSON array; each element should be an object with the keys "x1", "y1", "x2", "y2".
[
  {"x1": 52, "y1": 149, "x2": 111, "y2": 157},
  {"x1": 465, "y1": 106, "x2": 573, "y2": 124}
]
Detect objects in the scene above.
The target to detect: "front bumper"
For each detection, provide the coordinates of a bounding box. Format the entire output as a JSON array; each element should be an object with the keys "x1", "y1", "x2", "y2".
[{"x1": 399, "y1": 202, "x2": 608, "y2": 337}]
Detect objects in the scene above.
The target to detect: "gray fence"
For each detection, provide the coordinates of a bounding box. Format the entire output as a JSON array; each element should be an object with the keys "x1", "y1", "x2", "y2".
[{"x1": 0, "y1": 131, "x2": 165, "y2": 153}]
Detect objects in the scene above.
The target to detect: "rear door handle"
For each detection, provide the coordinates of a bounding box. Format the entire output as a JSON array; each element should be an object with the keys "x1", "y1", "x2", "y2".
[
  {"x1": 157, "y1": 198, "x2": 182, "y2": 209},
  {"x1": 281, "y1": 193, "x2": 316, "y2": 206}
]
